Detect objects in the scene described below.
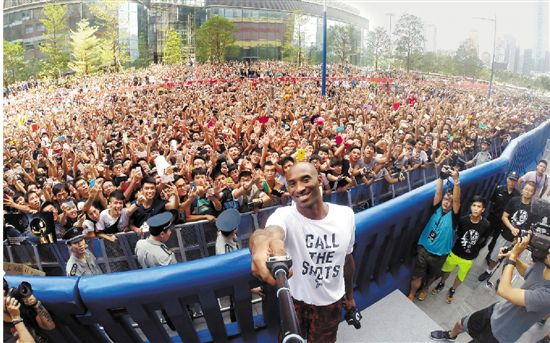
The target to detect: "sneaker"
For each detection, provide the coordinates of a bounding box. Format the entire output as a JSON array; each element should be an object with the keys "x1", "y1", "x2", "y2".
[
  {"x1": 447, "y1": 288, "x2": 455, "y2": 304},
  {"x1": 417, "y1": 288, "x2": 428, "y2": 301},
  {"x1": 478, "y1": 271, "x2": 492, "y2": 282},
  {"x1": 432, "y1": 282, "x2": 445, "y2": 295},
  {"x1": 430, "y1": 330, "x2": 456, "y2": 341}
]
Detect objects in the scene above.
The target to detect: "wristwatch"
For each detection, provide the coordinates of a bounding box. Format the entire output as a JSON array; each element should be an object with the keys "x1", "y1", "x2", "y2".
[{"x1": 503, "y1": 258, "x2": 517, "y2": 268}]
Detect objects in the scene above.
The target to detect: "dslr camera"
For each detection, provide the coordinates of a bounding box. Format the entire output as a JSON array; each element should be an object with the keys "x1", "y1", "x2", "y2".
[
  {"x1": 3, "y1": 278, "x2": 33, "y2": 302},
  {"x1": 529, "y1": 221, "x2": 550, "y2": 262},
  {"x1": 361, "y1": 167, "x2": 374, "y2": 180},
  {"x1": 448, "y1": 151, "x2": 466, "y2": 170},
  {"x1": 439, "y1": 165, "x2": 452, "y2": 179}
]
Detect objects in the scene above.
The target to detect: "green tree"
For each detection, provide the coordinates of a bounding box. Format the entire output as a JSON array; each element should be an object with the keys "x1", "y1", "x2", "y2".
[
  {"x1": 69, "y1": 19, "x2": 101, "y2": 75},
  {"x1": 39, "y1": 3, "x2": 69, "y2": 79},
  {"x1": 196, "y1": 16, "x2": 237, "y2": 63},
  {"x1": 90, "y1": 0, "x2": 129, "y2": 72},
  {"x1": 328, "y1": 25, "x2": 357, "y2": 64},
  {"x1": 163, "y1": 28, "x2": 183, "y2": 65},
  {"x1": 282, "y1": 10, "x2": 308, "y2": 65},
  {"x1": 134, "y1": 32, "x2": 150, "y2": 68},
  {"x1": 454, "y1": 38, "x2": 484, "y2": 78},
  {"x1": 366, "y1": 26, "x2": 390, "y2": 70},
  {"x1": 393, "y1": 13, "x2": 425, "y2": 72},
  {"x1": 3, "y1": 40, "x2": 26, "y2": 85}
]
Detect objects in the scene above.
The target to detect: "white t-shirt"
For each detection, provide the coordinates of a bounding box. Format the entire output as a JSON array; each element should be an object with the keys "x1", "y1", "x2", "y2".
[
  {"x1": 96, "y1": 208, "x2": 130, "y2": 233},
  {"x1": 265, "y1": 203, "x2": 355, "y2": 306}
]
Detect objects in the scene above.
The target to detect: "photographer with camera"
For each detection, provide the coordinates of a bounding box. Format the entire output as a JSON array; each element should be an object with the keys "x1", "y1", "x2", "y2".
[
  {"x1": 4, "y1": 279, "x2": 55, "y2": 343},
  {"x1": 431, "y1": 233, "x2": 550, "y2": 342},
  {"x1": 250, "y1": 163, "x2": 358, "y2": 342},
  {"x1": 408, "y1": 166, "x2": 461, "y2": 301}
]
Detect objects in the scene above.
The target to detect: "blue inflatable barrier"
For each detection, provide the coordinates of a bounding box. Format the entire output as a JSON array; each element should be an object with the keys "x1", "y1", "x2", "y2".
[{"x1": 5, "y1": 119, "x2": 550, "y2": 342}]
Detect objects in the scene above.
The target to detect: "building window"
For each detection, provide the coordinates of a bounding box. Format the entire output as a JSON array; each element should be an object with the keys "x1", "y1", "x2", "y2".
[
  {"x1": 25, "y1": 26, "x2": 33, "y2": 34},
  {"x1": 37, "y1": 24, "x2": 45, "y2": 32}
]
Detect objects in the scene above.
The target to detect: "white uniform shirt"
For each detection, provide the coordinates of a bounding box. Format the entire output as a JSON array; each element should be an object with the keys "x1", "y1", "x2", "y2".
[{"x1": 266, "y1": 203, "x2": 355, "y2": 306}]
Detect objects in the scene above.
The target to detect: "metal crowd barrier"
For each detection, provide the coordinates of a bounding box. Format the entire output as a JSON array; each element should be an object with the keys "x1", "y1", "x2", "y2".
[
  {"x1": 0, "y1": 158, "x2": 503, "y2": 274},
  {"x1": 4, "y1": 119, "x2": 550, "y2": 343}
]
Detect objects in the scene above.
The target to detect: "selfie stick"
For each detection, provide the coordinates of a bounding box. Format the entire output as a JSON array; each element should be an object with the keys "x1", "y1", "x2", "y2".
[{"x1": 266, "y1": 256, "x2": 305, "y2": 343}]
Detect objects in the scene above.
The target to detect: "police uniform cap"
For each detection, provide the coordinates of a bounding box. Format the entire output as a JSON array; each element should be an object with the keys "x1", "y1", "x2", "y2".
[
  {"x1": 216, "y1": 209, "x2": 241, "y2": 233},
  {"x1": 480, "y1": 139, "x2": 491, "y2": 146},
  {"x1": 507, "y1": 171, "x2": 519, "y2": 181},
  {"x1": 62, "y1": 227, "x2": 84, "y2": 244},
  {"x1": 147, "y1": 212, "x2": 173, "y2": 236}
]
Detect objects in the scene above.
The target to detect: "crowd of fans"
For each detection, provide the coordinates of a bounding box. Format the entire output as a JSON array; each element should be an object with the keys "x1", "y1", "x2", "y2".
[{"x1": 3, "y1": 61, "x2": 550, "y2": 244}]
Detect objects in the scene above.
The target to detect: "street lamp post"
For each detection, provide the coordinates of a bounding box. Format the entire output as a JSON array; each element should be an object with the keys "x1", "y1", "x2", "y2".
[
  {"x1": 321, "y1": 0, "x2": 327, "y2": 96},
  {"x1": 386, "y1": 13, "x2": 394, "y2": 70},
  {"x1": 473, "y1": 16, "x2": 497, "y2": 99}
]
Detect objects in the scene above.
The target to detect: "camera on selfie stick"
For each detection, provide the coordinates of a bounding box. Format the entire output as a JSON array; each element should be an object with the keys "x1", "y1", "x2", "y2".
[
  {"x1": 345, "y1": 306, "x2": 363, "y2": 329},
  {"x1": 266, "y1": 256, "x2": 305, "y2": 343}
]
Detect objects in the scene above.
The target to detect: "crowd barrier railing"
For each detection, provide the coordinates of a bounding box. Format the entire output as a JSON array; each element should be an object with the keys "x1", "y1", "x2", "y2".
[{"x1": 4, "y1": 119, "x2": 549, "y2": 342}]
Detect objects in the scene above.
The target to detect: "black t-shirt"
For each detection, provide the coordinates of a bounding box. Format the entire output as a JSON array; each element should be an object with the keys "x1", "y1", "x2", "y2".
[
  {"x1": 490, "y1": 185, "x2": 520, "y2": 219},
  {"x1": 452, "y1": 215, "x2": 491, "y2": 260},
  {"x1": 501, "y1": 197, "x2": 533, "y2": 241},
  {"x1": 131, "y1": 196, "x2": 167, "y2": 227}
]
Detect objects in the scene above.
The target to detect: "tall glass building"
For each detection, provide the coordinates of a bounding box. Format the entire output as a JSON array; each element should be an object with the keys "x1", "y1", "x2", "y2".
[{"x1": 4, "y1": 0, "x2": 369, "y2": 64}]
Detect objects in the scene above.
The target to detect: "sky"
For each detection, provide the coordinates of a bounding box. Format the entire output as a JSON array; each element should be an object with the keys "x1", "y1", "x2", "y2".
[{"x1": 340, "y1": 0, "x2": 550, "y2": 56}]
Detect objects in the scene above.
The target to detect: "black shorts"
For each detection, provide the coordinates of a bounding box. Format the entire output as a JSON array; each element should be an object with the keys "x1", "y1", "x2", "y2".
[
  {"x1": 461, "y1": 303, "x2": 498, "y2": 343},
  {"x1": 412, "y1": 245, "x2": 447, "y2": 279}
]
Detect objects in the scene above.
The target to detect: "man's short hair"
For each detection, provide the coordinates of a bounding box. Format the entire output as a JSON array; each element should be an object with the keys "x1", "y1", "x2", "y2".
[
  {"x1": 141, "y1": 176, "x2": 157, "y2": 187},
  {"x1": 238, "y1": 170, "x2": 252, "y2": 181},
  {"x1": 109, "y1": 190, "x2": 125, "y2": 202},
  {"x1": 279, "y1": 156, "x2": 295, "y2": 167},
  {"x1": 191, "y1": 167, "x2": 207, "y2": 179},
  {"x1": 52, "y1": 183, "x2": 68, "y2": 196},
  {"x1": 309, "y1": 154, "x2": 321, "y2": 163},
  {"x1": 539, "y1": 159, "x2": 548, "y2": 167},
  {"x1": 523, "y1": 181, "x2": 537, "y2": 190},
  {"x1": 263, "y1": 160, "x2": 275, "y2": 168},
  {"x1": 330, "y1": 157, "x2": 343, "y2": 167},
  {"x1": 471, "y1": 195, "x2": 486, "y2": 208}
]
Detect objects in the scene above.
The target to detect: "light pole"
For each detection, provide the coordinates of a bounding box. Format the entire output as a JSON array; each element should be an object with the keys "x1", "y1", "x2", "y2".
[
  {"x1": 386, "y1": 13, "x2": 395, "y2": 69},
  {"x1": 473, "y1": 15, "x2": 497, "y2": 99},
  {"x1": 321, "y1": 0, "x2": 327, "y2": 96}
]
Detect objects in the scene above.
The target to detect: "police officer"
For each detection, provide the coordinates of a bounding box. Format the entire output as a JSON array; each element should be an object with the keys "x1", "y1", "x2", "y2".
[
  {"x1": 479, "y1": 171, "x2": 520, "y2": 281},
  {"x1": 63, "y1": 227, "x2": 103, "y2": 276},
  {"x1": 215, "y1": 209, "x2": 241, "y2": 255},
  {"x1": 134, "y1": 212, "x2": 178, "y2": 330},
  {"x1": 135, "y1": 212, "x2": 176, "y2": 268}
]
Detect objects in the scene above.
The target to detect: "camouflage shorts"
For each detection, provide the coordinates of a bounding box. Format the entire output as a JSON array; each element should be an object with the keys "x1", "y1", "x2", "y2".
[{"x1": 290, "y1": 297, "x2": 344, "y2": 343}]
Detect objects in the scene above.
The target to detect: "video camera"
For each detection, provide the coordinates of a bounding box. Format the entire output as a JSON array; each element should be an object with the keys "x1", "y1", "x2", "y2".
[
  {"x1": 3, "y1": 278, "x2": 33, "y2": 302},
  {"x1": 503, "y1": 221, "x2": 550, "y2": 262},
  {"x1": 448, "y1": 151, "x2": 466, "y2": 170},
  {"x1": 439, "y1": 165, "x2": 452, "y2": 179}
]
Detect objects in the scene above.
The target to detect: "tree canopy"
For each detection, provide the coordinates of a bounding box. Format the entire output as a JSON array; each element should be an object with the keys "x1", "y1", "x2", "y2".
[
  {"x1": 39, "y1": 3, "x2": 69, "y2": 79},
  {"x1": 69, "y1": 19, "x2": 102, "y2": 75},
  {"x1": 393, "y1": 13, "x2": 425, "y2": 72},
  {"x1": 196, "y1": 16, "x2": 237, "y2": 63},
  {"x1": 163, "y1": 28, "x2": 183, "y2": 65},
  {"x1": 366, "y1": 27, "x2": 390, "y2": 70}
]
